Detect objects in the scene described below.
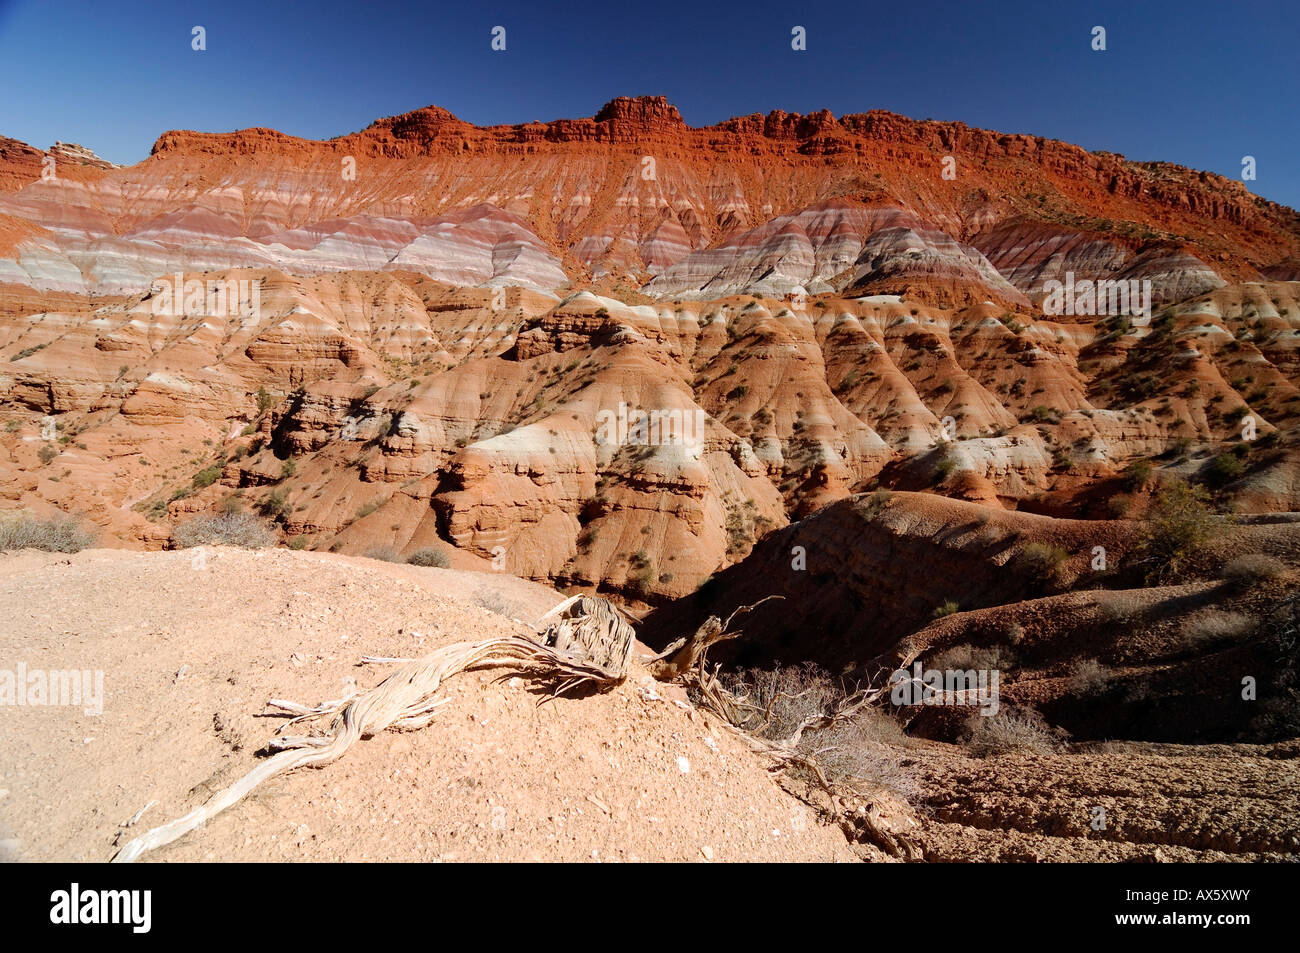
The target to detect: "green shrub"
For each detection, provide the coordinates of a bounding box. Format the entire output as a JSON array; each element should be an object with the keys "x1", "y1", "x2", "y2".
[
  {"x1": 192, "y1": 465, "x2": 222, "y2": 489},
  {"x1": 1205, "y1": 452, "x2": 1245, "y2": 487},
  {"x1": 1015, "y1": 542, "x2": 1070, "y2": 586},
  {"x1": 932, "y1": 599, "x2": 960, "y2": 619},
  {"x1": 1133, "y1": 480, "x2": 1219, "y2": 584},
  {"x1": 258, "y1": 488, "x2": 290, "y2": 520}
]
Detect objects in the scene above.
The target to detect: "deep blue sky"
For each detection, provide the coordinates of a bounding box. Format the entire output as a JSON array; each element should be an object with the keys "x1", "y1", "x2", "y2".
[{"x1": 1, "y1": 0, "x2": 1296, "y2": 209}]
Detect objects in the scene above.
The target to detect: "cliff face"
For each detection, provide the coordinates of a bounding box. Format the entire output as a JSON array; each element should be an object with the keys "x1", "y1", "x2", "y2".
[{"x1": 0, "y1": 97, "x2": 1296, "y2": 304}]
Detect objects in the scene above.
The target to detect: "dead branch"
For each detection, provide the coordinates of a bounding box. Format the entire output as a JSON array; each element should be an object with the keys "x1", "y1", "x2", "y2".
[{"x1": 112, "y1": 597, "x2": 634, "y2": 863}]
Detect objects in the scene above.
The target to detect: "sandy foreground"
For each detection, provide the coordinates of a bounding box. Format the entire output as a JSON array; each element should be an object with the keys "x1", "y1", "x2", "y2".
[
  {"x1": 0, "y1": 547, "x2": 854, "y2": 862},
  {"x1": 2, "y1": 547, "x2": 1297, "y2": 863}
]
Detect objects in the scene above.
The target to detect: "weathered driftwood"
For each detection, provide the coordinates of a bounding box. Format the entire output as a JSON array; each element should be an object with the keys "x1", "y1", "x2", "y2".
[{"x1": 111, "y1": 598, "x2": 634, "y2": 863}]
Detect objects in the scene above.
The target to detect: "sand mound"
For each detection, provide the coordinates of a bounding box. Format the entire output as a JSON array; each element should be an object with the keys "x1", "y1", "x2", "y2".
[{"x1": 0, "y1": 547, "x2": 854, "y2": 862}]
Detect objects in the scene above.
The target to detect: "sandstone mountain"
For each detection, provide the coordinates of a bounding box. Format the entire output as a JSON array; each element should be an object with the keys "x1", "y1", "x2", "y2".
[{"x1": 1, "y1": 97, "x2": 1297, "y2": 308}]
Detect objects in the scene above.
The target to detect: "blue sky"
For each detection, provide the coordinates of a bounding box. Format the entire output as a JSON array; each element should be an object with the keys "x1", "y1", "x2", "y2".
[{"x1": 1, "y1": 0, "x2": 1296, "y2": 209}]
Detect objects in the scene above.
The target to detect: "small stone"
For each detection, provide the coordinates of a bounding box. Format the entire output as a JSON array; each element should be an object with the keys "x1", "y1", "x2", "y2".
[{"x1": 700, "y1": 845, "x2": 714, "y2": 860}]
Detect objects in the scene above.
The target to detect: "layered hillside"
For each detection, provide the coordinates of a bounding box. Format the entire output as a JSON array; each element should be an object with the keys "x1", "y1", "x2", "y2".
[
  {"x1": 3, "y1": 269, "x2": 1299, "y2": 603},
  {"x1": 1, "y1": 97, "x2": 1297, "y2": 307}
]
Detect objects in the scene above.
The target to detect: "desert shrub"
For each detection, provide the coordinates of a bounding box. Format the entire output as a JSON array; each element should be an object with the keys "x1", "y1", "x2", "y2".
[
  {"x1": 1204, "y1": 452, "x2": 1245, "y2": 487},
  {"x1": 37, "y1": 444, "x2": 58, "y2": 465},
  {"x1": 1015, "y1": 542, "x2": 1070, "y2": 586},
  {"x1": 934, "y1": 454, "x2": 957, "y2": 483},
  {"x1": 963, "y1": 706, "x2": 1064, "y2": 757},
  {"x1": 0, "y1": 512, "x2": 96, "y2": 553},
  {"x1": 406, "y1": 547, "x2": 449, "y2": 568},
  {"x1": 172, "y1": 512, "x2": 274, "y2": 549},
  {"x1": 259, "y1": 488, "x2": 290, "y2": 521},
  {"x1": 192, "y1": 465, "x2": 222, "y2": 489},
  {"x1": 859, "y1": 488, "x2": 893, "y2": 519},
  {"x1": 932, "y1": 599, "x2": 960, "y2": 619},
  {"x1": 721, "y1": 663, "x2": 843, "y2": 741},
  {"x1": 801, "y1": 707, "x2": 913, "y2": 787},
  {"x1": 473, "y1": 589, "x2": 522, "y2": 617},
  {"x1": 1067, "y1": 658, "x2": 1111, "y2": 695},
  {"x1": 929, "y1": 643, "x2": 1018, "y2": 672},
  {"x1": 1180, "y1": 610, "x2": 1255, "y2": 651},
  {"x1": 1220, "y1": 554, "x2": 1286, "y2": 588},
  {"x1": 631, "y1": 562, "x2": 656, "y2": 597},
  {"x1": 721, "y1": 663, "x2": 910, "y2": 787},
  {"x1": 1122, "y1": 459, "x2": 1153, "y2": 490},
  {"x1": 1132, "y1": 479, "x2": 1219, "y2": 584},
  {"x1": 363, "y1": 545, "x2": 402, "y2": 563}
]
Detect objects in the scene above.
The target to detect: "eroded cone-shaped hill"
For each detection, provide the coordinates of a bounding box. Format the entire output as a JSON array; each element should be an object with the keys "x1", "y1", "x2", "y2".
[{"x1": 3, "y1": 270, "x2": 1300, "y2": 601}]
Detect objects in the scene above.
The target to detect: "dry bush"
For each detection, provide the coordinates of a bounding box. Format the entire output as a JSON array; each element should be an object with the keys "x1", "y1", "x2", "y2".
[
  {"x1": 0, "y1": 512, "x2": 96, "y2": 553},
  {"x1": 963, "y1": 706, "x2": 1064, "y2": 757},
  {"x1": 172, "y1": 512, "x2": 273, "y2": 549},
  {"x1": 1015, "y1": 541, "x2": 1070, "y2": 587},
  {"x1": 406, "y1": 547, "x2": 449, "y2": 567},
  {"x1": 721, "y1": 663, "x2": 912, "y2": 790},
  {"x1": 363, "y1": 545, "x2": 402, "y2": 563},
  {"x1": 929, "y1": 643, "x2": 1018, "y2": 672},
  {"x1": 1097, "y1": 592, "x2": 1146, "y2": 624},
  {"x1": 721, "y1": 662, "x2": 843, "y2": 741},
  {"x1": 472, "y1": 588, "x2": 523, "y2": 618},
  {"x1": 800, "y1": 707, "x2": 915, "y2": 791},
  {"x1": 1220, "y1": 554, "x2": 1285, "y2": 589},
  {"x1": 1180, "y1": 610, "x2": 1256, "y2": 651},
  {"x1": 1067, "y1": 658, "x2": 1111, "y2": 695}
]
